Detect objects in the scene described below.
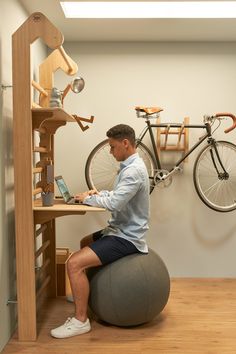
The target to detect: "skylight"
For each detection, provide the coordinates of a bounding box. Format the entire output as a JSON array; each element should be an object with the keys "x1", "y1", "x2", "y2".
[{"x1": 60, "y1": 1, "x2": 236, "y2": 19}]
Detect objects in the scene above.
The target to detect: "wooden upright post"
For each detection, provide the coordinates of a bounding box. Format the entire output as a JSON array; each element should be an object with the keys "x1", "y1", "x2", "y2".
[{"x1": 12, "y1": 12, "x2": 63, "y2": 341}]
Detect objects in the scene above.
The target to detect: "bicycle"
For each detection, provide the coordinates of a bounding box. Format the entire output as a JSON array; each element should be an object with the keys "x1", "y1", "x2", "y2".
[{"x1": 85, "y1": 106, "x2": 236, "y2": 212}]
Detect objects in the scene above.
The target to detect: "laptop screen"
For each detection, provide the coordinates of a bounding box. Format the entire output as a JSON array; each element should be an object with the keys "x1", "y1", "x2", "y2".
[{"x1": 55, "y1": 176, "x2": 72, "y2": 203}]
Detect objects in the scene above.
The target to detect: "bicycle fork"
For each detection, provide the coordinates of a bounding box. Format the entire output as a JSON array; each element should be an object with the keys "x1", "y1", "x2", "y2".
[{"x1": 209, "y1": 140, "x2": 229, "y2": 180}]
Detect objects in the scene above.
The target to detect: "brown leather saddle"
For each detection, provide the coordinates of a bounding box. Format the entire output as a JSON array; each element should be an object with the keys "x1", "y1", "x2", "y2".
[{"x1": 135, "y1": 106, "x2": 163, "y2": 115}]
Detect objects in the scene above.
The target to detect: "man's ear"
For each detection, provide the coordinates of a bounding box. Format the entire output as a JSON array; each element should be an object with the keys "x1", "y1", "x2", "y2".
[{"x1": 123, "y1": 139, "x2": 130, "y2": 148}]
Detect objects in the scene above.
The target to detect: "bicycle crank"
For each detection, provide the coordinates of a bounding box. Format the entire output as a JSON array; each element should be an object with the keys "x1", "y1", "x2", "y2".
[{"x1": 154, "y1": 169, "x2": 173, "y2": 188}]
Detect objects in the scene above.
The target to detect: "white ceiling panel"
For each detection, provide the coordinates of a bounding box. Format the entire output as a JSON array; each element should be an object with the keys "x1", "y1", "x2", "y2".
[{"x1": 19, "y1": 0, "x2": 236, "y2": 41}]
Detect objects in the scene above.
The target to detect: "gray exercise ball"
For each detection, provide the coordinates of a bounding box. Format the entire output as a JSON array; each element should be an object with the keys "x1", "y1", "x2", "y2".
[{"x1": 87, "y1": 248, "x2": 170, "y2": 326}]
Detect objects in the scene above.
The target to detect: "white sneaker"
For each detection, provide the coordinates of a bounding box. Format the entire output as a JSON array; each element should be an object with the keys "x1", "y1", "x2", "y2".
[
  {"x1": 66, "y1": 294, "x2": 74, "y2": 303},
  {"x1": 51, "y1": 317, "x2": 91, "y2": 338}
]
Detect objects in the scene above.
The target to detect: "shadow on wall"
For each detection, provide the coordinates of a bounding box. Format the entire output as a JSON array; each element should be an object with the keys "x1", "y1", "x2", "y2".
[
  {"x1": 0, "y1": 36, "x2": 17, "y2": 347},
  {"x1": 4, "y1": 116, "x2": 17, "y2": 331},
  {"x1": 191, "y1": 200, "x2": 236, "y2": 248}
]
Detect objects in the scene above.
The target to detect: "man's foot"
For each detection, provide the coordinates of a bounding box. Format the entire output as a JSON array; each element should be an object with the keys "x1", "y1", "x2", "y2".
[{"x1": 51, "y1": 317, "x2": 91, "y2": 338}]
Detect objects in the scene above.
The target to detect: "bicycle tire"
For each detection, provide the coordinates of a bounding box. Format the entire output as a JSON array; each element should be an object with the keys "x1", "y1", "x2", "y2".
[
  {"x1": 85, "y1": 139, "x2": 157, "y2": 193},
  {"x1": 193, "y1": 140, "x2": 236, "y2": 212}
]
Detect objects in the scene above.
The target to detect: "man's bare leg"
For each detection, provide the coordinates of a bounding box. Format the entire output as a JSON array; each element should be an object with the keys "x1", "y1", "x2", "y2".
[
  {"x1": 66, "y1": 234, "x2": 96, "y2": 303},
  {"x1": 66, "y1": 246, "x2": 102, "y2": 322},
  {"x1": 51, "y1": 242, "x2": 101, "y2": 338}
]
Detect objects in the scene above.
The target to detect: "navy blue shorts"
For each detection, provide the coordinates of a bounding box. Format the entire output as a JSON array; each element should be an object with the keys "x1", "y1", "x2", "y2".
[{"x1": 88, "y1": 230, "x2": 141, "y2": 265}]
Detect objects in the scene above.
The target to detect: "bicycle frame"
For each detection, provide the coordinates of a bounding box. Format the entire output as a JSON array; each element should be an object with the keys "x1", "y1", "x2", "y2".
[
  {"x1": 136, "y1": 119, "x2": 212, "y2": 174},
  {"x1": 85, "y1": 110, "x2": 236, "y2": 211}
]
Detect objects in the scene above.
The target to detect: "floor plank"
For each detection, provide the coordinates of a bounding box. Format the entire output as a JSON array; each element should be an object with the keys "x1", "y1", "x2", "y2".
[{"x1": 3, "y1": 278, "x2": 236, "y2": 354}]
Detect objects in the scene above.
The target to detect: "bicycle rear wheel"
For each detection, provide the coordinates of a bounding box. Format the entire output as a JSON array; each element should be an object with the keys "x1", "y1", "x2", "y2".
[
  {"x1": 85, "y1": 139, "x2": 156, "y2": 193},
  {"x1": 193, "y1": 140, "x2": 236, "y2": 212}
]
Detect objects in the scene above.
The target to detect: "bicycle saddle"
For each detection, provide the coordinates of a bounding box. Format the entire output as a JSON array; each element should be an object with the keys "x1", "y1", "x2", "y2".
[{"x1": 135, "y1": 106, "x2": 163, "y2": 115}]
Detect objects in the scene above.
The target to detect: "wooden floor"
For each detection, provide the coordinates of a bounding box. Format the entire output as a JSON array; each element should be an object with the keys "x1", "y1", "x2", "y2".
[{"x1": 3, "y1": 278, "x2": 236, "y2": 354}]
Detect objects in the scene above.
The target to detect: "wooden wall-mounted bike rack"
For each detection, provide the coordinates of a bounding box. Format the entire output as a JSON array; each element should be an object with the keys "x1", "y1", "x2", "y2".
[{"x1": 156, "y1": 117, "x2": 190, "y2": 161}]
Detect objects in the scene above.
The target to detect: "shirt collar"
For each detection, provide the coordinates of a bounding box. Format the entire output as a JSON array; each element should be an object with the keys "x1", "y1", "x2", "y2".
[{"x1": 120, "y1": 153, "x2": 138, "y2": 170}]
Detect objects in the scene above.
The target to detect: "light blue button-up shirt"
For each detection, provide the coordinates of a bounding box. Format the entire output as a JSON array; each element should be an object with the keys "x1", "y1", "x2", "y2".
[{"x1": 84, "y1": 153, "x2": 150, "y2": 253}]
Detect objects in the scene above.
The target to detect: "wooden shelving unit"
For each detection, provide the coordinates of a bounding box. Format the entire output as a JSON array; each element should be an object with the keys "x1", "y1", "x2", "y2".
[{"x1": 12, "y1": 12, "x2": 103, "y2": 341}]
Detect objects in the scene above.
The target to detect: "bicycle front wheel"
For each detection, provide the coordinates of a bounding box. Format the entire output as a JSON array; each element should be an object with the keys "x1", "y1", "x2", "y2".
[
  {"x1": 85, "y1": 139, "x2": 156, "y2": 193},
  {"x1": 193, "y1": 140, "x2": 236, "y2": 212}
]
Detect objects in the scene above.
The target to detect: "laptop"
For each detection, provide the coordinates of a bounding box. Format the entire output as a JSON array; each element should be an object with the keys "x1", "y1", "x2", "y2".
[{"x1": 55, "y1": 175, "x2": 87, "y2": 205}]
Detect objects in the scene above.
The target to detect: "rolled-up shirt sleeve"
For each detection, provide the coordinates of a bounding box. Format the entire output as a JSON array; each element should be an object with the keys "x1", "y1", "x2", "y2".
[{"x1": 84, "y1": 169, "x2": 140, "y2": 211}]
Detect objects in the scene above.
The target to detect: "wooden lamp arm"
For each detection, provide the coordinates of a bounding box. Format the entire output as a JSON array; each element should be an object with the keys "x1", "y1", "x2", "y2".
[{"x1": 61, "y1": 84, "x2": 71, "y2": 104}]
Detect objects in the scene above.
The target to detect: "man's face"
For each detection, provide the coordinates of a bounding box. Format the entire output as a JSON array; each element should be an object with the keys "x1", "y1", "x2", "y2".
[{"x1": 108, "y1": 138, "x2": 128, "y2": 161}]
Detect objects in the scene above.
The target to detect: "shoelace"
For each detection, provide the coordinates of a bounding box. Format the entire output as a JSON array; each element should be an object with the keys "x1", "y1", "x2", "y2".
[{"x1": 64, "y1": 317, "x2": 72, "y2": 327}]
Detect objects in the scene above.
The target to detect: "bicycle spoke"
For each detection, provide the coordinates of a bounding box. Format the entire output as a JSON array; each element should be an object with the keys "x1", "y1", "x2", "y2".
[
  {"x1": 202, "y1": 179, "x2": 221, "y2": 197},
  {"x1": 85, "y1": 140, "x2": 156, "y2": 193}
]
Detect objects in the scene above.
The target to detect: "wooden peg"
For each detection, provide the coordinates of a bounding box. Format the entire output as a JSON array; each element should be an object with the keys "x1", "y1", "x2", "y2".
[
  {"x1": 32, "y1": 80, "x2": 48, "y2": 97},
  {"x1": 72, "y1": 114, "x2": 95, "y2": 131},
  {"x1": 58, "y1": 46, "x2": 74, "y2": 73},
  {"x1": 164, "y1": 124, "x2": 171, "y2": 149}
]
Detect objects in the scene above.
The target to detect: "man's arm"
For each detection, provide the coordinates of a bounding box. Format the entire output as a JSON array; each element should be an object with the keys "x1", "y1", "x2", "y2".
[
  {"x1": 79, "y1": 170, "x2": 140, "y2": 211},
  {"x1": 75, "y1": 189, "x2": 112, "y2": 203}
]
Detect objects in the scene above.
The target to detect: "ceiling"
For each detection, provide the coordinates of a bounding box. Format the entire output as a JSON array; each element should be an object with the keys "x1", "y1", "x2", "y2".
[{"x1": 19, "y1": 0, "x2": 236, "y2": 41}]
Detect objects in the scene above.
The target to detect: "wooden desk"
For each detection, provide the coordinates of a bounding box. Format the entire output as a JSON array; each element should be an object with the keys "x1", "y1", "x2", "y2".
[{"x1": 34, "y1": 198, "x2": 105, "y2": 224}]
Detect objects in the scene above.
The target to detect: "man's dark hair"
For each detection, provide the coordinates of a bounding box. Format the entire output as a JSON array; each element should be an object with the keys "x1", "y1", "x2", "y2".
[{"x1": 106, "y1": 124, "x2": 136, "y2": 146}]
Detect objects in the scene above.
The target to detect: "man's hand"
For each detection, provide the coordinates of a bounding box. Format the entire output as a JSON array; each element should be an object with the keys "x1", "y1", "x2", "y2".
[{"x1": 75, "y1": 189, "x2": 99, "y2": 202}]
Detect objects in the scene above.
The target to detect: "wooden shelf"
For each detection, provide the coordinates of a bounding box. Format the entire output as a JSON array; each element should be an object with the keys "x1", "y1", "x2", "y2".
[
  {"x1": 32, "y1": 107, "x2": 77, "y2": 132},
  {"x1": 33, "y1": 199, "x2": 105, "y2": 224}
]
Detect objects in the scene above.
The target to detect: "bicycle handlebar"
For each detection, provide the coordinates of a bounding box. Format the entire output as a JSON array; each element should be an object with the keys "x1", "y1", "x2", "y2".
[{"x1": 215, "y1": 112, "x2": 236, "y2": 133}]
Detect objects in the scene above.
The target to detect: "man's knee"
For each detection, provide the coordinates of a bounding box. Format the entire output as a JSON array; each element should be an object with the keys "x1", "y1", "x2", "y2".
[
  {"x1": 67, "y1": 247, "x2": 102, "y2": 274},
  {"x1": 67, "y1": 251, "x2": 85, "y2": 274}
]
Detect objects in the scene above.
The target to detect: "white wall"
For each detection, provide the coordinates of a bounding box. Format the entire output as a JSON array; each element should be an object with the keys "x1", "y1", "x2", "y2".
[
  {"x1": 0, "y1": 1, "x2": 47, "y2": 350},
  {"x1": 55, "y1": 41, "x2": 236, "y2": 278},
  {"x1": 0, "y1": 5, "x2": 235, "y2": 349}
]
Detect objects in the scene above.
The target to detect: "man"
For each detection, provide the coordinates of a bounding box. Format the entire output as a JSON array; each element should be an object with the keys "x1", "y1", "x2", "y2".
[{"x1": 51, "y1": 124, "x2": 150, "y2": 339}]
